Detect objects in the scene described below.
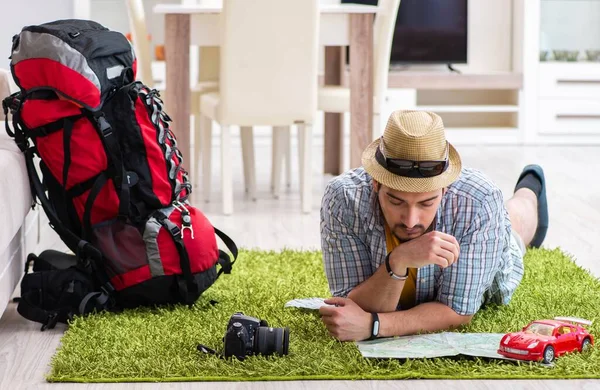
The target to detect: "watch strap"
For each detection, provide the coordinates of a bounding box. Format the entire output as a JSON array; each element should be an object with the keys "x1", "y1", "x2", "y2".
[{"x1": 368, "y1": 312, "x2": 380, "y2": 340}]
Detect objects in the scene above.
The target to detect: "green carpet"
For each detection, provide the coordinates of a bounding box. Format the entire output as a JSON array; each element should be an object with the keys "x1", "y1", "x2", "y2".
[{"x1": 48, "y1": 248, "x2": 600, "y2": 382}]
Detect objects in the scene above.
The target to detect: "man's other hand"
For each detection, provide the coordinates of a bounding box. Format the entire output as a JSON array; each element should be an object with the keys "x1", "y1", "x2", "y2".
[
  {"x1": 391, "y1": 230, "x2": 460, "y2": 271},
  {"x1": 319, "y1": 297, "x2": 372, "y2": 341}
]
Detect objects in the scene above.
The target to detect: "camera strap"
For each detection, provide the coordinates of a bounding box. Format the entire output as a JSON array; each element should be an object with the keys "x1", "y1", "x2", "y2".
[{"x1": 197, "y1": 344, "x2": 226, "y2": 360}]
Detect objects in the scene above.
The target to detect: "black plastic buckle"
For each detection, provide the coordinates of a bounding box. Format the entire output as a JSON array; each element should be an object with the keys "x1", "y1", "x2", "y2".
[
  {"x1": 95, "y1": 115, "x2": 113, "y2": 137},
  {"x1": 101, "y1": 282, "x2": 115, "y2": 296},
  {"x1": 169, "y1": 225, "x2": 182, "y2": 238},
  {"x1": 3, "y1": 94, "x2": 20, "y2": 113},
  {"x1": 41, "y1": 312, "x2": 59, "y2": 331}
]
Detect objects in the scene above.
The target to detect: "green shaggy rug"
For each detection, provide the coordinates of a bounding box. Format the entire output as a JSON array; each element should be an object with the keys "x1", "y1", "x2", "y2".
[{"x1": 48, "y1": 248, "x2": 600, "y2": 382}]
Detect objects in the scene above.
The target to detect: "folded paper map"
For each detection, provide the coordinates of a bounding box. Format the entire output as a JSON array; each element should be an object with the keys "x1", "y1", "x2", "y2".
[
  {"x1": 284, "y1": 297, "x2": 334, "y2": 310},
  {"x1": 356, "y1": 332, "x2": 508, "y2": 359}
]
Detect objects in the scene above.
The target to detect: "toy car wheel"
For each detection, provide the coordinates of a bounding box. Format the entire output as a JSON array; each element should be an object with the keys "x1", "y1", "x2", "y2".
[
  {"x1": 581, "y1": 338, "x2": 592, "y2": 352},
  {"x1": 543, "y1": 346, "x2": 555, "y2": 364}
]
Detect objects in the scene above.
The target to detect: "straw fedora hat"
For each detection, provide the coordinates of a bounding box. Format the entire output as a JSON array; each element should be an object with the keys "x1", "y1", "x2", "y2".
[{"x1": 362, "y1": 110, "x2": 462, "y2": 192}]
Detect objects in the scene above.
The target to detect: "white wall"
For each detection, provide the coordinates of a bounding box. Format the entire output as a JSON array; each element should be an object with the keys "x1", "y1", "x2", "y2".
[{"x1": 0, "y1": 0, "x2": 74, "y2": 70}]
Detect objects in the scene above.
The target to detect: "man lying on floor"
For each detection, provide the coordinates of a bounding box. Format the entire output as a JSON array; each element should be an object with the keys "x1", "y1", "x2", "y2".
[{"x1": 319, "y1": 110, "x2": 549, "y2": 341}]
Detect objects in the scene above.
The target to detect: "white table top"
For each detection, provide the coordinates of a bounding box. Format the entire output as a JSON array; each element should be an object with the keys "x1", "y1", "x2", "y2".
[{"x1": 153, "y1": 3, "x2": 378, "y2": 15}]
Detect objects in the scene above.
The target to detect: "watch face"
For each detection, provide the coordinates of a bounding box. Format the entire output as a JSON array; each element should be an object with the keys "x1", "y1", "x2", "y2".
[{"x1": 373, "y1": 320, "x2": 380, "y2": 336}]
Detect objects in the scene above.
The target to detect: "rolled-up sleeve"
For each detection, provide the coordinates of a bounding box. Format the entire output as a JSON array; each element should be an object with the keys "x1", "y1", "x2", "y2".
[
  {"x1": 436, "y1": 189, "x2": 506, "y2": 316},
  {"x1": 320, "y1": 181, "x2": 372, "y2": 297}
]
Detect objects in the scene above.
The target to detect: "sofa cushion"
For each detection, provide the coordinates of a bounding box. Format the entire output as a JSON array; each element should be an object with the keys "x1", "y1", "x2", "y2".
[{"x1": 0, "y1": 123, "x2": 31, "y2": 253}]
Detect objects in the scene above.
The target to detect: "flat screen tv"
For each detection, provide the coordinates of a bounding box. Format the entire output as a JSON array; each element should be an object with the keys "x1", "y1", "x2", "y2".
[{"x1": 341, "y1": 0, "x2": 468, "y2": 65}]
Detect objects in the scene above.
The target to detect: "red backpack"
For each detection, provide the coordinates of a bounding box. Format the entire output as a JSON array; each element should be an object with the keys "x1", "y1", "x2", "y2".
[{"x1": 3, "y1": 19, "x2": 237, "y2": 328}]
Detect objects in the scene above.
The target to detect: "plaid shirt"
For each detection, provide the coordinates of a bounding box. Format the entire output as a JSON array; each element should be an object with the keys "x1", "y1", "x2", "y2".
[{"x1": 320, "y1": 167, "x2": 524, "y2": 316}]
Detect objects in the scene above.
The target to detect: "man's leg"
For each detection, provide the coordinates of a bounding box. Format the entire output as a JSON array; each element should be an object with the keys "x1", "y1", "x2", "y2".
[
  {"x1": 506, "y1": 188, "x2": 538, "y2": 247},
  {"x1": 506, "y1": 165, "x2": 548, "y2": 248}
]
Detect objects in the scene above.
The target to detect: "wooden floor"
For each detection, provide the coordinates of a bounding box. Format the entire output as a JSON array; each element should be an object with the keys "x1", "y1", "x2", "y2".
[{"x1": 1, "y1": 134, "x2": 599, "y2": 389}]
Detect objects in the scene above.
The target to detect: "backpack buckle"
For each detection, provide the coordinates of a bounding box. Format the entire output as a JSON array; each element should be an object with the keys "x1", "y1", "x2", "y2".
[
  {"x1": 2, "y1": 93, "x2": 20, "y2": 114},
  {"x1": 95, "y1": 115, "x2": 113, "y2": 137},
  {"x1": 169, "y1": 225, "x2": 182, "y2": 238},
  {"x1": 41, "y1": 312, "x2": 59, "y2": 331},
  {"x1": 101, "y1": 282, "x2": 115, "y2": 296}
]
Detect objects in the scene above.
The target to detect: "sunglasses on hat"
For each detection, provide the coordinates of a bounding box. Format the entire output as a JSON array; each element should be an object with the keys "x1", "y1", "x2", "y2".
[{"x1": 375, "y1": 140, "x2": 449, "y2": 178}]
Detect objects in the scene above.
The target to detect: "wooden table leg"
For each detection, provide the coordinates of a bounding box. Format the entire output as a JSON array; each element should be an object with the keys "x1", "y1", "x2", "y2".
[
  {"x1": 349, "y1": 13, "x2": 374, "y2": 169},
  {"x1": 323, "y1": 46, "x2": 344, "y2": 176},
  {"x1": 165, "y1": 14, "x2": 191, "y2": 186}
]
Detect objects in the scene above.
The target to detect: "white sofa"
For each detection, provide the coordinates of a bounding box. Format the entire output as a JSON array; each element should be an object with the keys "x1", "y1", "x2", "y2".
[{"x1": 0, "y1": 69, "x2": 38, "y2": 318}]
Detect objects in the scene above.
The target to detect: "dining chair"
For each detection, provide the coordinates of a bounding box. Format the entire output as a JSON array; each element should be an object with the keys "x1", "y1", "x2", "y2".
[
  {"x1": 198, "y1": 0, "x2": 320, "y2": 215},
  {"x1": 125, "y1": 0, "x2": 220, "y2": 183},
  {"x1": 272, "y1": 0, "x2": 401, "y2": 188}
]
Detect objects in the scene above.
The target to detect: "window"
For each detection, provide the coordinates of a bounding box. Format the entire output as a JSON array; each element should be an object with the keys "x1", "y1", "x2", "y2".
[
  {"x1": 525, "y1": 323, "x2": 554, "y2": 336},
  {"x1": 558, "y1": 326, "x2": 572, "y2": 335}
]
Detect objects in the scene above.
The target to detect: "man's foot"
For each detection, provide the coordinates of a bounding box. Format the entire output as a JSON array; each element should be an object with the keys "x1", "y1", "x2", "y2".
[{"x1": 514, "y1": 165, "x2": 548, "y2": 248}]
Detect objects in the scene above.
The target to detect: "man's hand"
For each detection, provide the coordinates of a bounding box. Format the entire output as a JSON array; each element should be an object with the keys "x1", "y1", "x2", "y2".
[
  {"x1": 319, "y1": 297, "x2": 372, "y2": 341},
  {"x1": 390, "y1": 231, "x2": 460, "y2": 273}
]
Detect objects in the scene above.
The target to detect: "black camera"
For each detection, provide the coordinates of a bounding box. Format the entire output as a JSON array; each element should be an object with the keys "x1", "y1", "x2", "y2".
[{"x1": 223, "y1": 312, "x2": 290, "y2": 360}]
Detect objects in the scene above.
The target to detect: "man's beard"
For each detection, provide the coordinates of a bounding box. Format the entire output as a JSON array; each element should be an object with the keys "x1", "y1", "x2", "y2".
[{"x1": 393, "y1": 222, "x2": 435, "y2": 243}]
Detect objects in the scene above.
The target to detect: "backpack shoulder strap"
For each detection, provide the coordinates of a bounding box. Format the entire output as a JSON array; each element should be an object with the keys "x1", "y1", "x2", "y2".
[
  {"x1": 87, "y1": 112, "x2": 130, "y2": 221},
  {"x1": 214, "y1": 227, "x2": 238, "y2": 277},
  {"x1": 23, "y1": 147, "x2": 116, "y2": 300},
  {"x1": 23, "y1": 147, "x2": 101, "y2": 262}
]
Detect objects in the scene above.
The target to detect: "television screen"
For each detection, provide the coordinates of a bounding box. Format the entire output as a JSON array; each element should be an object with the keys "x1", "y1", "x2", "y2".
[{"x1": 341, "y1": 0, "x2": 468, "y2": 64}]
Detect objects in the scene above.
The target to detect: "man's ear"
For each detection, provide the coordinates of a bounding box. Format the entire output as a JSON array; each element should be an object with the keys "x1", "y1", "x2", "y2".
[{"x1": 372, "y1": 180, "x2": 381, "y2": 193}]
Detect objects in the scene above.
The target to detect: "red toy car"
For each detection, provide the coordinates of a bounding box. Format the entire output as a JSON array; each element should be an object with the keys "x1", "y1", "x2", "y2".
[{"x1": 497, "y1": 317, "x2": 594, "y2": 364}]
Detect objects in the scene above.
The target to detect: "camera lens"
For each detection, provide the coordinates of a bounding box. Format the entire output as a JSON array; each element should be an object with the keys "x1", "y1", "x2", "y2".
[{"x1": 255, "y1": 326, "x2": 290, "y2": 357}]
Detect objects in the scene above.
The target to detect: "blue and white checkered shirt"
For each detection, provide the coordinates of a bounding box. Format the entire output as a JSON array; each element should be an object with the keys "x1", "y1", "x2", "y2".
[{"x1": 320, "y1": 167, "x2": 524, "y2": 316}]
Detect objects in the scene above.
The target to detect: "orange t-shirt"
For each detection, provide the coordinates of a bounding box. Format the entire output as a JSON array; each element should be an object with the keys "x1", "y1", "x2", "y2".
[{"x1": 385, "y1": 224, "x2": 418, "y2": 310}]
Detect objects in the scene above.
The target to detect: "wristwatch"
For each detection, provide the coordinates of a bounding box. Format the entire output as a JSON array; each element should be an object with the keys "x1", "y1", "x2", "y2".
[
  {"x1": 385, "y1": 252, "x2": 409, "y2": 280},
  {"x1": 368, "y1": 312, "x2": 380, "y2": 340}
]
